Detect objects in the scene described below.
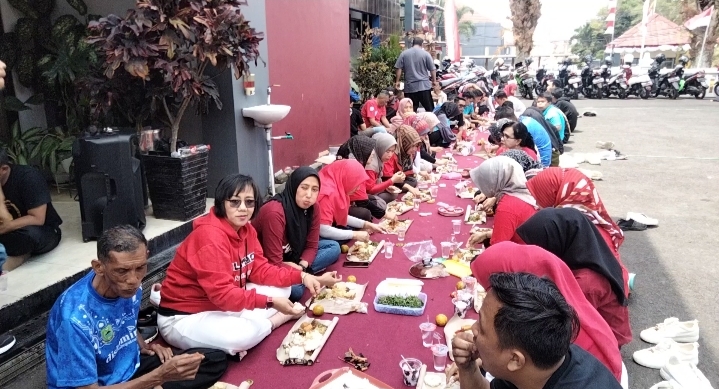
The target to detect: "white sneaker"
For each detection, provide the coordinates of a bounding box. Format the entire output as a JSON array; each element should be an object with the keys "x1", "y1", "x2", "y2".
[
  {"x1": 633, "y1": 340, "x2": 698, "y2": 369},
  {"x1": 149, "y1": 283, "x2": 162, "y2": 307},
  {"x1": 660, "y1": 356, "x2": 714, "y2": 389},
  {"x1": 640, "y1": 318, "x2": 699, "y2": 343},
  {"x1": 650, "y1": 380, "x2": 684, "y2": 389},
  {"x1": 626, "y1": 212, "x2": 659, "y2": 226}
]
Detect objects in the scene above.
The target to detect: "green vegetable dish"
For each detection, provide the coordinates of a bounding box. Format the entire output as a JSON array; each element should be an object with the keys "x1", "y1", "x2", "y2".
[{"x1": 377, "y1": 295, "x2": 423, "y2": 308}]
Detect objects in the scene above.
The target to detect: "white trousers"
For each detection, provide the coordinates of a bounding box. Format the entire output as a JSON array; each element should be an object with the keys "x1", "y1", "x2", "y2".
[{"x1": 157, "y1": 283, "x2": 291, "y2": 355}]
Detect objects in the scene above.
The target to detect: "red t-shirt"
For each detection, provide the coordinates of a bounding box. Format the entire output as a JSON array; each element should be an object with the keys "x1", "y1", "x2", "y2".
[
  {"x1": 490, "y1": 195, "x2": 537, "y2": 245},
  {"x1": 382, "y1": 154, "x2": 414, "y2": 179},
  {"x1": 253, "y1": 200, "x2": 320, "y2": 266},
  {"x1": 361, "y1": 99, "x2": 387, "y2": 127},
  {"x1": 573, "y1": 268, "x2": 633, "y2": 346},
  {"x1": 497, "y1": 146, "x2": 538, "y2": 161}
]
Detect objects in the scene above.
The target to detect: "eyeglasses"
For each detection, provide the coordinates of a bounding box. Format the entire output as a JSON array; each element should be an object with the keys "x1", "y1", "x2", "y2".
[
  {"x1": 501, "y1": 133, "x2": 515, "y2": 140},
  {"x1": 227, "y1": 199, "x2": 256, "y2": 209}
]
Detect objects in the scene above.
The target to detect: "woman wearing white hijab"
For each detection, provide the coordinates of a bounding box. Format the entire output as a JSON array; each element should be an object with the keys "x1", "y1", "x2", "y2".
[{"x1": 467, "y1": 156, "x2": 538, "y2": 247}]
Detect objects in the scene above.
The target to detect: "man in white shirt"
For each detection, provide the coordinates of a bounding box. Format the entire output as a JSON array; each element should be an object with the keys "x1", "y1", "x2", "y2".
[{"x1": 493, "y1": 90, "x2": 526, "y2": 117}]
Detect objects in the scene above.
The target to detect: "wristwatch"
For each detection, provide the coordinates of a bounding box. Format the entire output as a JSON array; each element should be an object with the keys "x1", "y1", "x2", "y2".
[{"x1": 266, "y1": 297, "x2": 273, "y2": 308}]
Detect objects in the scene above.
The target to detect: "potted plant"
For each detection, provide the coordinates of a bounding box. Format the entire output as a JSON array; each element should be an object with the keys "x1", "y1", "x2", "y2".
[{"x1": 87, "y1": 0, "x2": 264, "y2": 221}]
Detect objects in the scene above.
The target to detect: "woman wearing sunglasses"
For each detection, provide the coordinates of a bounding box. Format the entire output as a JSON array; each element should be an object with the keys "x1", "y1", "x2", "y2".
[{"x1": 156, "y1": 174, "x2": 328, "y2": 357}]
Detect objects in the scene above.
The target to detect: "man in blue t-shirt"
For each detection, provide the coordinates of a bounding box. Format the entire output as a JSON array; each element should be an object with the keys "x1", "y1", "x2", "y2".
[
  {"x1": 536, "y1": 93, "x2": 567, "y2": 142},
  {"x1": 46, "y1": 225, "x2": 227, "y2": 389}
]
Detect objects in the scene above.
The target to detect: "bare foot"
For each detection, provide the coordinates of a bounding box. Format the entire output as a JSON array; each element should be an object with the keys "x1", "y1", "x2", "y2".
[{"x1": 2, "y1": 254, "x2": 30, "y2": 271}]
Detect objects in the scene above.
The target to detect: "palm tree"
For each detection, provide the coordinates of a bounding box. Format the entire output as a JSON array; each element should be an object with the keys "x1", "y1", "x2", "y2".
[
  {"x1": 509, "y1": 0, "x2": 542, "y2": 62},
  {"x1": 428, "y1": 1, "x2": 477, "y2": 41}
]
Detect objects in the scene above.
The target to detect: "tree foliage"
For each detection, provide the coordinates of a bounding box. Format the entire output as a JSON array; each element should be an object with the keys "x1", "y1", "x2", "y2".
[
  {"x1": 509, "y1": 0, "x2": 541, "y2": 62},
  {"x1": 428, "y1": 1, "x2": 477, "y2": 41},
  {"x1": 353, "y1": 27, "x2": 395, "y2": 102}
]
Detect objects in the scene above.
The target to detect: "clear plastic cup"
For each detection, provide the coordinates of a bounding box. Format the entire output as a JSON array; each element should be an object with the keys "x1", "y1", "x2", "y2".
[
  {"x1": 431, "y1": 344, "x2": 449, "y2": 371},
  {"x1": 385, "y1": 243, "x2": 394, "y2": 258},
  {"x1": 0, "y1": 271, "x2": 7, "y2": 292},
  {"x1": 413, "y1": 198, "x2": 421, "y2": 211},
  {"x1": 419, "y1": 322, "x2": 437, "y2": 347},
  {"x1": 398, "y1": 228, "x2": 406, "y2": 241},
  {"x1": 462, "y1": 276, "x2": 477, "y2": 294},
  {"x1": 452, "y1": 220, "x2": 461, "y2": 235},
  {"x1": 429, "y1": 185, "x2": 439, "y2": 198},
  {"x1": 441, "y1": 242, "x2": 452, "y2": 258},
  {"x1": 399, "y1": 358, "x2": 422, "y2": 386},
  {"x1": 453, "y1": 298, "x2": 469, "y2": 318}
]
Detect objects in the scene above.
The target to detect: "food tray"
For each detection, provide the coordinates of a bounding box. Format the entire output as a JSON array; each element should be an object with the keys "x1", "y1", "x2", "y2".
[
  {"x1": 402, "y1": 191, "x2": 432, "y2": 203},
  {"x1": 438, "y1": 205, "x2": 464, "y2": 217},
  {"x1": 310, "y1": 367, "x2": 393, "y2": 389},
  {"x1": 409, "y1": 263, "x2": 447, "y2": 279},
  {"x1": 345, "y1": 240, "x2": 384, "y2": 263},
  {"x1": 373, "y1": 292, "x2": 427, "y2": 316},
  {"x1": 276, "y1": 315, "x2": 339, "y2": 366},
  {"x1": 305, "y1": 282, "x2": 368, "y2": 315},
  {"x1": 386, "y1": 200, "x2": 413, "y2": 215},
  {"x1": 464, "y1": 205, "x2": 487, "y2": 225},
  {"x1": 379, "y1": 218, "x2": 413, "y2": 235}
]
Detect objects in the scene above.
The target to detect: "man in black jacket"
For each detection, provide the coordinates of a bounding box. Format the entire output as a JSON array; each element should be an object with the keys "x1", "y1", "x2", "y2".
[{"x1": 551, "y1": 89, "x2": 578, "y2": 141}]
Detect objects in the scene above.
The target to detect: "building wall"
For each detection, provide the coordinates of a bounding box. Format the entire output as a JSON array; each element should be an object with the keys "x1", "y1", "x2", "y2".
[
  {"x1": 265, "y1": 0, "x2": 350, "y2": 169},
  {"x1": 350, "y1": 0, "x2": 402, "y2": 38},
  {"x1": 462, "y1": 22, "x2": 503, "y2": 57}
]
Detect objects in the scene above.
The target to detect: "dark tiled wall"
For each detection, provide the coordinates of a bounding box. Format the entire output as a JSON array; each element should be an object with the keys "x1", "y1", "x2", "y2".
[{"x1": 350, "y1": 0, "x2": 402, "y2": 38}]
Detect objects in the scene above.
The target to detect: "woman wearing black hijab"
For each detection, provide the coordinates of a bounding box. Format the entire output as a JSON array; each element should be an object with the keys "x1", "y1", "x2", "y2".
[
  {"x1": 254, "y1": 167, "x2": 341, "y2": 302},
  {"x1": 516, "y1": 207, "x2": 632, "y2": 346}
]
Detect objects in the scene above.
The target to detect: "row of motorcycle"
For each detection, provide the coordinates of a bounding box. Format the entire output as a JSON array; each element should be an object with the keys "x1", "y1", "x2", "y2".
[
  {"x1": 435, "y1": 55, "x2": 714, "y2": 101},
  {"x1": 515, "y1": 54, "x2": 712, "y2": 100}
]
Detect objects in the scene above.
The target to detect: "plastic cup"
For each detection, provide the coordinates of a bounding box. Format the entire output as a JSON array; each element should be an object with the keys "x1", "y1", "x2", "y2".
[
  {"x1": 399, "y1": 358, "x2": 422, "y2": 386},
  {"x1": 413, "y1": 198, "x2": 421, "y2": 211},
  {"x1": 385, "y1": 243, "x2": 394, "y2": 258},
  {"x1": 429, "y1": 185, "x2": 439, "y2": 198},
  {"x1": 419, "y1": 322, "x2": 437, "y2": 347},
  {"x1": 462, "y1": 276, "x2": 477, "y2": 294},
  {"x1": 441, "y1": 242, "x2": 452, "y2": 258},
  {"x1": 398, "y1": 228, "x2": 406, "y2": 241},
  {"x1": 431, "y1": 344, "x2": 449, "y2": 371},
  {"x1": 453, "y1": 299, "x2": 469, "y2": 319},
  {"x1": 0, "y1": 271, "x2": 7, "y2": 292},
  {"x1": 452, "y1": 220, "x2": 461, "y2": 235}
]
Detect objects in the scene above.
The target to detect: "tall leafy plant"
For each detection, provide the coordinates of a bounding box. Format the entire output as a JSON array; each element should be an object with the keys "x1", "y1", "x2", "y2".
[
  {"x1": 87, "y1": 0, "x2": 264, "y2": 154},
  {"x1": 354, "y1": 27, "x2": 395, "y2": 102}
]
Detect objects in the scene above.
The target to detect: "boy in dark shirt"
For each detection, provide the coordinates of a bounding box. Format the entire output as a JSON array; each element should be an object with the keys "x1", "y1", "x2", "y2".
[
  {"x1": 0, "y1": 148, "x2": 62, "y2": 270},
  {"x1": 350, "y1": 94, "x2": 365, "y2": 137},
  {"x1": 452, "y1": 272, "x2": 622, "y2": 389},
  {"x1": 551, "y1": 89, "x2": 579, "y2": 141}
]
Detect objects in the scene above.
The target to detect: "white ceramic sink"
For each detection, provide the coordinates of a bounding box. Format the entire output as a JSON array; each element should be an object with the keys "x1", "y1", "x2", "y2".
[{"x1": 242, "y1": 104, "x2": 291, "y2": 127}]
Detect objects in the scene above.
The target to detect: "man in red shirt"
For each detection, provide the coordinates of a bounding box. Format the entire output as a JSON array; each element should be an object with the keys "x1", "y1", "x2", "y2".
[{"x1": 359, "y1": 91, "x2": 391, "y2": 136}]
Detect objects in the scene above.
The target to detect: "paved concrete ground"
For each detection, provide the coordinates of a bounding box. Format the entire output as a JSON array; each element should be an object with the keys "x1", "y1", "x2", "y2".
[{"x1": 7, "y1": 96, "x2": 719, "y2": 389}]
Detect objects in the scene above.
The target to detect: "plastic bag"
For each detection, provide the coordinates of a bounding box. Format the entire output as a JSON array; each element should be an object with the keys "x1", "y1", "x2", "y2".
[{"x1": 402, "y1": 240, "x2": 438, "y2": 263}]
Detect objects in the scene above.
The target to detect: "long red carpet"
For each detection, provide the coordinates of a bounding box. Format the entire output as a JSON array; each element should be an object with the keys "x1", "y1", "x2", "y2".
[{"x1": 221, "y1": 140, "x2": 492, "y2": 388}]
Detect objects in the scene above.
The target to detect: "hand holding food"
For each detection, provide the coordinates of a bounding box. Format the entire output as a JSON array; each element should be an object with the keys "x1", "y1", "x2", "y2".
[
  {"x1": 473, "y1": 193, "x2": 486, "y2": 204},
  {"x1": 481, "y1": 197, "x2": 497, "y2": 212},
  {"x1": 386, "y1": 185, "x2": 402, "y2": 194},
  {"x1": 452, "y1": 331, "x2": 480, "y2": 369},
  {"x1": 352, "y1": 231, "x2": 370, "y2": 241},
  {"x1": 408, "y1": 186, "x2": 422, "y2": 196},
  {"x1": 316, "y1": 271, "x2": 342, "y2": 287},
  {"x1": 302, "y1": 274, "x2": 323, "y2": 296},
  {"x1": 271, "y1": 297, "x2": 303, "y2": 315},
  {"x1": 391, "y1": 171, "x2": 406, "y2": 184},
  {"x1": 364, "y1": 221, "x2": 386, "y2": 234},
  {"x1": 384, "y1": 210, "x2": 398, "y2": 221},
  {"x1": 467, "y1": 229, "x2": 492, "y2": 247}
]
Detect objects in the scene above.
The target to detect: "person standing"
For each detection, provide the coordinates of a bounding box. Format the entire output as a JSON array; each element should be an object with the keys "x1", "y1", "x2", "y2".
[{"x1": 394, "y1": 37, "x2": 436, "y2": 112}]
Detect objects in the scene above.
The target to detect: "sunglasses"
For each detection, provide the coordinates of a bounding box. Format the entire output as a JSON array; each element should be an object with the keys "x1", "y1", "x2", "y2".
[{"x1": 227, "y1": 199, "x2": 256, "y2": 209}]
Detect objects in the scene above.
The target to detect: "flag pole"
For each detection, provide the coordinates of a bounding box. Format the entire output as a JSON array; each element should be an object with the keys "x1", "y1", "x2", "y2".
[{"x1": 697, "y1": 7, "x2": 712, "y2": 67}]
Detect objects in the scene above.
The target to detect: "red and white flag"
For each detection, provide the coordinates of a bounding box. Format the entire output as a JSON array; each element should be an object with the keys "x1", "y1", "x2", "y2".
[
  {"x1": 605, "y1": 0, "x2": 617, "y2": 35},
  {"x1": 684, "y1": 6, "x2": 714, "y2": 30},
  {"x1": 418, "y1": 0, "x2": 430, "y2": 32},
  {"x1": 444, "y1": 0, "x2": 460, "y2": 61}
]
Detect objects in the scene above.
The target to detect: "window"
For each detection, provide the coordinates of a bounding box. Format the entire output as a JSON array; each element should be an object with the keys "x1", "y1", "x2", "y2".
[{"x1": 350, "y1": 18, "x2": 362, "y2": 40}]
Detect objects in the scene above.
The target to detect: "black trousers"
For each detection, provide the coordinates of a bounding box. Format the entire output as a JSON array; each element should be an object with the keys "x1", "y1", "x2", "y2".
[
  {"x1": 405, "y1": 89, "x2": 434, "y2": 112},
  {"x1": 0, "y1": 225, "x2": 61, "y2": 257},
  {"x1": 131, "y1": 348, "x2": 227, "y2": 389},
  {"x1": 350, "y1": 195, "x2": 387, "y2": 219}
]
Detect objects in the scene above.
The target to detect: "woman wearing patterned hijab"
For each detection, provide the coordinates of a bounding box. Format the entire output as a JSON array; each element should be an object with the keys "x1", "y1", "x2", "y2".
[{"x1": 501, "y1": 149, "x2": 544, "y2": 179}]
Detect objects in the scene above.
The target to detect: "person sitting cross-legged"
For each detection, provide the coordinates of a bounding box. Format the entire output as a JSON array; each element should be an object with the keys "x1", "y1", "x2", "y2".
[
  {"x1": 0, "y1": 148, "x2": 63, "y2": 271},
  {"x1": 451, "y1": 271, "x2": 622, "y2": 389},
  {"x1": 45, "y1": 225, "x2": 227, "y2": 389}
]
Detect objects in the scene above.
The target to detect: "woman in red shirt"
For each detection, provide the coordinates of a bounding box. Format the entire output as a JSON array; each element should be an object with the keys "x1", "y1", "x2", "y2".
[
  {"x1": 496, "y1": 120, "x2": 538, "y2": 161},
  {"x1": 471, "y1": 242, "x2": 624, "y2": 383},
  {"x1": 382, "y1": 125, "x2": 427, "y2": 194},
  {"x1": 467, "y1": 156, "x2": 537, "y2": 246},
  {"x1": 526, "y1": 167, "x2": 624, "y2": 252},
  {"x1": 254, "y1": 167, "x2": 342, "y2": 302},
  {"x1": 516, "y1": 208, "x2": 632, "y2": 346},
  {"x1": 157, "y1": 174, "x2": 325, "y2": 356}
]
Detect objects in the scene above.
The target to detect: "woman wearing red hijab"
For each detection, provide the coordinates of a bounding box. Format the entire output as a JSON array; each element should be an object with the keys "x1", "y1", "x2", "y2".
[
  {"x1": 317, "y1": 159, "x2": 384, "y2": 243},
  {"x1": 471, "y1": 242, "x2": 625, "y2": 386},
  {"x1": 526, "y1": 167, "x2": 624, "y2": 255}
]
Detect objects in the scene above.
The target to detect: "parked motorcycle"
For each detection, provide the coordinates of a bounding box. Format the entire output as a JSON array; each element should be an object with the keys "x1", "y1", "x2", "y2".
[
  {"x1": 625, "y1": 67, "x2": 652, "y2": 99},
  {"x1": 535, "y1": 67, "x2": 555, "y2": 96},
  {"x1": 606, "y1": 65, "x2": 630, "y2": 99},
  {"x1": 678, "y1": 68, "x2": 708, "y2": 99},
  {"x1": 655, "y1": 56, "x2": 687, "y2": 99},
  {"x1": 514, "y1": 59, "x2": 536, "y2": 99},
  {"x1": 580, "y1": 56, "x2": 600, "y2": 99}
]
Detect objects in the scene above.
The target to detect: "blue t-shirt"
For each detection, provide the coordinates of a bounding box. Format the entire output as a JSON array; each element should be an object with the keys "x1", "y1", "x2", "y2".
[
  {"x1": 463, "y1": 103, "x2": 475, "y2": 115},
  {"x1": 520, "y1": 116, "x2": 553, "y2": 167},
  {"x1": 46, "y1": 271, "x2": 142, "y2": 389},
  {"x1": 543, "y1": 105, "x2": 566, "y2": 141}
]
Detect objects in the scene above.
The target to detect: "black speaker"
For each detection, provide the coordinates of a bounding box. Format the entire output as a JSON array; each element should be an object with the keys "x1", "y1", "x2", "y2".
[{"x1": 73, "y1": 131, "x2": 146, "y2": 241}]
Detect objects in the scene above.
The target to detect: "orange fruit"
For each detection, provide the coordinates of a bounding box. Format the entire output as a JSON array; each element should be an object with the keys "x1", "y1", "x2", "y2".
[
  {"x1": 456, "y1": 281, "x2": 465, "y2": 290},
  {"x1": 341, "y1": 244, "x2": 350, "y2": 254},
  {"x1": 435, "y1": 314, "x2": 448, "y2": 327},
  {"x1": 347, "y1": 275, "x2": 357, "y2": 283},
  {"x1": 312, "y1": 305, "x2": 324, "y2": 316}
]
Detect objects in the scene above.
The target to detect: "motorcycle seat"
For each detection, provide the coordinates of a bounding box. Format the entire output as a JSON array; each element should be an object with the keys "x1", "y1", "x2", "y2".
[
  {"x1": 659, "y1": 68, "x2": 673, "y2": 75},
  {"x1": 683, "y1": 70, "x2": 699, "y2": 77}
]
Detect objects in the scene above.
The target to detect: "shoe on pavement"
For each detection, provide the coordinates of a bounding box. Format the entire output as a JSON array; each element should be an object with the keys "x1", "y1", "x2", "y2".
[
  {"x1": 596, "y1": 141, "x2": 615, "y2": 150},
  {"x1": 149, "y1": 283, "x2": 162, "y2": 307},
  {"x1": 650, "y1": 380, "x2": 684, "y2": 389},
  {"x1": 641, "y1": 318, "x2": 699, "y2": 344},
  {"x1": 627, "y1": 212, "x2": 659, "y2": 226},
  {"x1": 0, "y1": 334, "x2": 16, "y2": 354},
  {"x1": 633, "y1": 340, "x2": 698, "y2": 369},
  {"x1": 139, "y1": 326, "x2": 159, "y2": 343},
  {"x1": 660, "y1": 356, "x2": 714, "y2": 389}
]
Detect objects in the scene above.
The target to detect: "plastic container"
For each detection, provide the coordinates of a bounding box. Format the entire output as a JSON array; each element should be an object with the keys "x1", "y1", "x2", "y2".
[{"x1": 373, "y1": 293, "x2": 427, "y2": 316}]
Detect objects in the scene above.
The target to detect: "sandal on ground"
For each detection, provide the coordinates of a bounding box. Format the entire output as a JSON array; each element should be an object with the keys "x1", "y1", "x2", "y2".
[{"x1": 617, "y1": 218, "x2": 647, "y2": 231}]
